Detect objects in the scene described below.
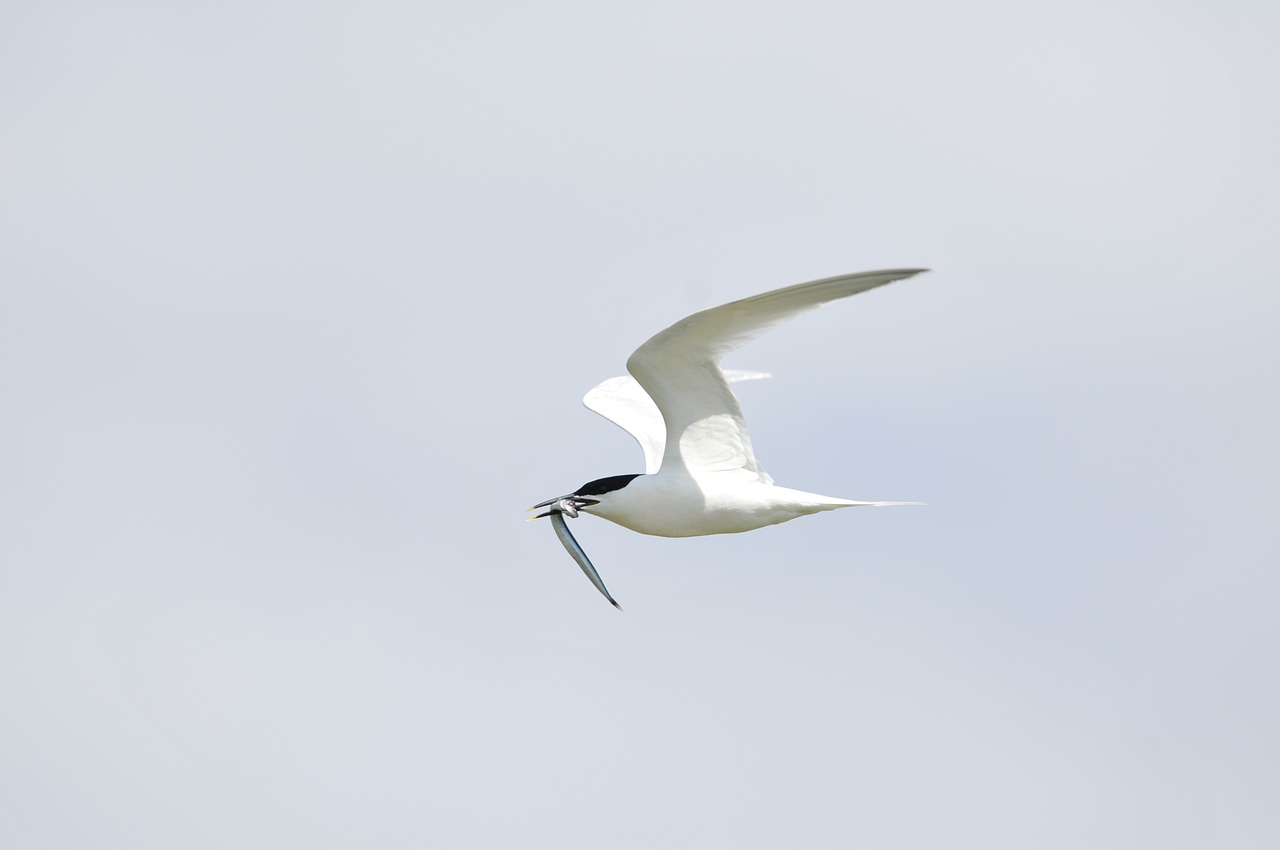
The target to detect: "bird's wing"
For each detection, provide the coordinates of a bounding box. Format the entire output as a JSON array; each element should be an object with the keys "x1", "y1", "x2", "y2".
[
  {"x1": 626, "y1": 268, "x2": 927, "y2": 480},
  {"x1": 583, "y1": 370, "x2": 772, "y2": 475}
]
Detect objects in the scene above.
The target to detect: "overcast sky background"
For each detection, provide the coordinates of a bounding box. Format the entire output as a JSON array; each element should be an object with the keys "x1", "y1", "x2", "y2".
[{"x1": 2, "y1": 1, "x2": 1278, "y2": 848}]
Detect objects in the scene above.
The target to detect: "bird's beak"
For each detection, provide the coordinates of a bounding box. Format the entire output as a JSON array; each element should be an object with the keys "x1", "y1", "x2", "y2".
[
  {"x1": 527, "y1": 494, "x2": 599, "y2": 520},
  {"x1": 528, "y1": 495, "x2": 565, "y2": 511}
]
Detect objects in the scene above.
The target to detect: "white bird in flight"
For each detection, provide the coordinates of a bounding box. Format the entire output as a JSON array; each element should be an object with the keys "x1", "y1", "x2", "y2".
[{"x1": 530, "y1": 268, "x2": 928, "y2": 609}]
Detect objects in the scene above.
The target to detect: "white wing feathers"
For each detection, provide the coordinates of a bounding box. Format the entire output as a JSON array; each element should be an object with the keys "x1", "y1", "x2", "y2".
[
  {"x1": 624, "y1": 268, "x2": 927, "y2": 480},
  {"x1": 583, "y1": 370, "x2": 771, "y2": 475}
]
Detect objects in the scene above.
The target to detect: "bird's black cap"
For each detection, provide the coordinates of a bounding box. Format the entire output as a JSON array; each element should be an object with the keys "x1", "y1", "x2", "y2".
[{"x1": 576, "y1": 474, "x2": 642, "y2": 497}]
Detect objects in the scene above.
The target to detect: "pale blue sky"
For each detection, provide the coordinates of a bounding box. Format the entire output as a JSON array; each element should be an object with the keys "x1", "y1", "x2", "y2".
[{"x1": 1, "y1": 1, "x2": 1277, "y2": 847}]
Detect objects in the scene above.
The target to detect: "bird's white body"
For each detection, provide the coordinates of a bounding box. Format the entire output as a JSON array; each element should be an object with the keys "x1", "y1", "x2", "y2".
[
  {"x1": 581, "y1": 472, "x2": 867, "y2": 537},
  {"x1": 531, "y1": 268, "x2": 928, "y2": 606}
]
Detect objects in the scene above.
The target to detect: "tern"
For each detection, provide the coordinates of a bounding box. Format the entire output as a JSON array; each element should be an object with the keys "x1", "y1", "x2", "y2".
[{"x1": 530, "y1": 268, "x2": 928, "y2": 608}]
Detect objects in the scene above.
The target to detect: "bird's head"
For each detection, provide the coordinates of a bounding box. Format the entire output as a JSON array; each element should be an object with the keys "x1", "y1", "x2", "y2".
[{"x1": 528, "y1": 473, "x2": 642, "y2": 519}]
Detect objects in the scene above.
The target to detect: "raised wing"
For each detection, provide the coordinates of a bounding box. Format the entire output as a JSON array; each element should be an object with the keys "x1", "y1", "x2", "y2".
[
  {"x1": 583, "y1": 370, "x2": 772, "y2": 475},
  {"x1": 626, "y1": 269, "x2": 927, "y2": 479}
]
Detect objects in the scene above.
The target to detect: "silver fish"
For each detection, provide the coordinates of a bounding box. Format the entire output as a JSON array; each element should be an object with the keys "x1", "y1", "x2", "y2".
[{"x1": 549, "y1": 510, "x2": 622, "y2": 610}]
